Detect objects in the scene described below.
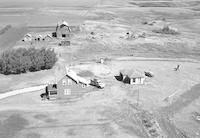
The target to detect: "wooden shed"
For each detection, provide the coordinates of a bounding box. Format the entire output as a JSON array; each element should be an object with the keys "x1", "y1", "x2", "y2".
[{"x1": 119, "y1": 69, "x2": 145, "y2": 85}]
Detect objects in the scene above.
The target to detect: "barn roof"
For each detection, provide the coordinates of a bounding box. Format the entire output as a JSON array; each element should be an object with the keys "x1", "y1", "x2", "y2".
[
  {"x1": 59, "y1": 20, "x2": 69, "y2": 28},
  {"x1": 24, "y1": 33, "x2": 32, "y2": 37},
  {"x1": 66, "y1": 67, "x2": 90, "y2": 85},
  {"x1": 46, "y1": 35, "x2": 52, "y2": 38},
  {"x1": 66, "y1": 69, "x2": 79, "y2": 83},
  {"x1": 37, "y1": 34, "x2": 42, "y2": 38},
  {"x1": 61, "y1": 21, "x2": 69, "y2": 26},
  {"x1": 120, "y1": 69, "x2": 144, "y2": 78}
]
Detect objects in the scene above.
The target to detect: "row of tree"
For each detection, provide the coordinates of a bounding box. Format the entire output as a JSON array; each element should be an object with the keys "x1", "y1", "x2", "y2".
[{"x1": 0, "y1": 48, "x2": 57, "y2": 75}]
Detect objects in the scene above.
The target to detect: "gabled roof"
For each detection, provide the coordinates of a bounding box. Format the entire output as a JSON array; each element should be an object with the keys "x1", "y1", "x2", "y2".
[
  {"x1": 66, "y1": 68, "x2": 79, "y2": 83},
  {"x1": 46, "y1": 35, "x2": 52, "y2": 38},
  {"x1": 38, "y1": 34, "x2": 42, "y2": 38},
  {"x1": 24, "y1": 33, "x2": 32, "y2": 37},
  {"x1": 120, "y1": 69, "x2": 144, "y2": 78},
  {"x1": 65, "y1": 67, "x2": 90, "y2": 85},
  {"x1": 47, "y1": 84, "x2": 57, "y2": 91},
  {"x1": 61, "y1": 21, "x2": 69, "y2": 26},
  {"x1": 77, "y1": 76, "x2": 91, "y2": 85},
  {"x1": 59, "y1": 20, "x2": 69, "y2": 28}
]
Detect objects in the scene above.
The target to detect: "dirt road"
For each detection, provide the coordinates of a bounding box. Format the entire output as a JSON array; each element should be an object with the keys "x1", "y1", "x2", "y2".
[
  {"x1": 0, "y1": 85, "x2": 46, "y2": 100},
  {"x1": 155, "y1": 83, "x2": 200, "y2": 138},
  {"x1": 160, "y1": 83, "x2": 200, "y2": 116}
]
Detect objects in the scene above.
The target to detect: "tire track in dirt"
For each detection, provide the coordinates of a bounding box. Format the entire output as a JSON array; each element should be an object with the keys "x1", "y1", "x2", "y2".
[
  {"x1": 155, "y1": 83, "x2": 200, "y2": 137},
  {"x1": 160, "y1": 83, "x2": 200, "y2": 116}
]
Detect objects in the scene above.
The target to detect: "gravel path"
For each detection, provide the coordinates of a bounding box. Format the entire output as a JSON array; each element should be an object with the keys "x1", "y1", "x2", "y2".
[{"x1": 0, "y1": 85, "x2": 46, "y2": 100}]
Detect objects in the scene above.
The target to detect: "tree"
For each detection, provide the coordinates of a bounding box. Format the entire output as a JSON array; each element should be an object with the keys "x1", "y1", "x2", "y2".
[
  {"x1": 44, "y1": 49, "x2": 57, "y2": 69},
  {"x1": 0, "y1": 47, "x2": 57, "y2": 75}
]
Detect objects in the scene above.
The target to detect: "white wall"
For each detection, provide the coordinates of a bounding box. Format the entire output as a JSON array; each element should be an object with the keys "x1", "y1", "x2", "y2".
[{"x1": 130, "y1": 77, "x2": 145, "y2": 85}]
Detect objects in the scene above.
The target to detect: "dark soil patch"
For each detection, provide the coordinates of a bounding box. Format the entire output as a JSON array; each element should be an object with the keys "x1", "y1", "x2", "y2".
[
  {"x1": 34, "y1": 114, "x2": 57, "y2": 123},
  {"x1": 66, "y1": 128, "x2": 77, "y2": 136},
  {"x1": 0, "y1": 114, "x2": 29, "y2": 138},
  {"x1": 26, "y1": 132, "x2": 41, "y2": 138},
  {"x1": 129, "y1": 2, "x2": 178, "y2": 7},
  {"x1": 0, "y1": 25, "x2": 12, "y2": 36},
  {"x1": 77, "y1": 70, "x2": 94, "y2": 77},
  {"x1": 160, "y1": 83, "x2": 200, "y2": 115},
  {"x1": 33, "y1": 114, "x2": 48, "y2": 120},
  {"x1": 45, "y1": 118, "x2": 57, "y2": 123}
]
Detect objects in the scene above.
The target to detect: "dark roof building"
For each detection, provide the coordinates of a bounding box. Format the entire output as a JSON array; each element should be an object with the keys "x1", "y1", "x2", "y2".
[
  {"x1": 119, "y1": 69, "x2": 145, "y2": 84},
  {"x1": 54, "y1": 20, "x2": 71, "y2": 39},
  {"x1": 45, "y1": 68, "x2": 94, "y2": 100}
]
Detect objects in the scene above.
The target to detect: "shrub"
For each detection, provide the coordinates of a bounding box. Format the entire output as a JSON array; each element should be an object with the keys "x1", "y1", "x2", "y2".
[
  {"x1": 153, "y1": 25, "x2": 179, "y2": 35},
  {"x1": 0, "y1": 48, "x2": 57, "y2": 75},
  {"x1": 0, "y1": 25, "x2": 12, "y2": 35}
]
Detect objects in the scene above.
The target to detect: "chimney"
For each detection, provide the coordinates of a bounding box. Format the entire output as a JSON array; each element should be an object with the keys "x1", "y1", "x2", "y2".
[{"x1": 65, "y1": 66, "x2": 70, "y2": 74}]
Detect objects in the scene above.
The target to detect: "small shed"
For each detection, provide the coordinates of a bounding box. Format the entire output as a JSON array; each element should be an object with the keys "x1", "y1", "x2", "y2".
[
  {"x1": 44, "y1": 35, "x2": 52, "y2": 41},
  {"x1": 45, "y1": 84, "x2": 57, "y2": 99},
  {"x1": 119, "y1": 69, "x2": 145, "y2": 85},
  {"x1": 34, "y1": 34, "x2": 43, "y2": 41},
  {"x1": 52, "y1": 32, "x2": 57, "y2": 38},
  {"x1": 22, "y1": 33, "x2": 32, "y2": 42}
]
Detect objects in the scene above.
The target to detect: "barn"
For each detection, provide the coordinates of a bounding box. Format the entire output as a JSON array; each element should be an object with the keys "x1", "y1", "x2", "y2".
[
  {"x1": 45, "y1": 68, "x2": 94, "y2": 100},
  {"x1": 44, "y1": 35, "x2": 52, "y2": 41},
  {"x1": 54, "y1": 20, "x2": 71, "y2": 39}
]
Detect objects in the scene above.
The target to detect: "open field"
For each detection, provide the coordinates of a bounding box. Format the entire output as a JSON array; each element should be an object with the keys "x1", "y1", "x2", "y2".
[
  {"x1": 0, "y1": 0, "x2": 200, "y2": 137},
  {"x1": 1, "y1": 58, "x2": 200, "y2": 137}
]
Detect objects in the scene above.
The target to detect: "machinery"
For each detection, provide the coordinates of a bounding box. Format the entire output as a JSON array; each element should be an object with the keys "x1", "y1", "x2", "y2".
[
  {"x1": 144, "y1": 71, "x2": 154, "y2": 78},
  {"x1": 90, "y1": 78, "x2": 105, "y2": 89}
]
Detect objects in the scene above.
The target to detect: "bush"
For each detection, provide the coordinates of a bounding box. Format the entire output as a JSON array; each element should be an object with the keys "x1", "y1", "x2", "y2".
[
  {"x1": 0, "y1": 25, "x2": 12, "y2": 35},
  {"x1": 0, "y1": 48, "x2": 57, "y2": 75},
  {"x1": 153, "y1": 25, "x2": 179, "y2": 35}
]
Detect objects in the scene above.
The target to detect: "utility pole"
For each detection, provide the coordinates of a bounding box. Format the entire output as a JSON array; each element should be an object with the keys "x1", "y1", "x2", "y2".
[{"x1": 137, "y1": 89, "x2": 140, "y2": 107}]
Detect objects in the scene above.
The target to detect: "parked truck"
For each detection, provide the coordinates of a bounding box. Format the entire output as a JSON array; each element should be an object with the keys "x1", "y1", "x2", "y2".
[{"x1": 90, "y1": 78, "x2": 105, "y2": 89}]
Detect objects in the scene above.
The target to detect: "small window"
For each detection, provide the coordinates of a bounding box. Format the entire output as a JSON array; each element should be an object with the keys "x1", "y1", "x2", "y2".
[
  {"x1": 62, "y1": 79, "x2": 67, "y2": 85},
  {"x1": 82, "y1": 84, "x2": 86, "y2": 88},
  {"x1": 64, "y1": 89, "x2": 71, "y2": 95},
  {"x1": 50, "y1": 91, "x2": 57, "y2": 95},
  {"x1": 68, "y1": 79, "x2": 72, "y2": 85},
  {"x1": 53, "y1": 84, "x2": 57, "y2": 88}
]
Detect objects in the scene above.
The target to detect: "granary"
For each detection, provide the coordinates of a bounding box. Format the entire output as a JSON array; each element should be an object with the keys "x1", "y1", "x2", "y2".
[
  {"x1": 34, "y1": 34, "x2": 43, "y2": 41},
  {"x1": 119, "y1": 69, "x2": 145, "y2": 85},
  {"x1": 22, "y1": 33, "x2": 32, "y2": 42},
  {"x1": 52, "y1": 20, "x2": 71, "y2": 39},
  {"x1": 44, "y1": 67, "x2": 93, "y2": 100},
  {"x1": 44, "y1": 35, "x2": 52, "y2": 41}
]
